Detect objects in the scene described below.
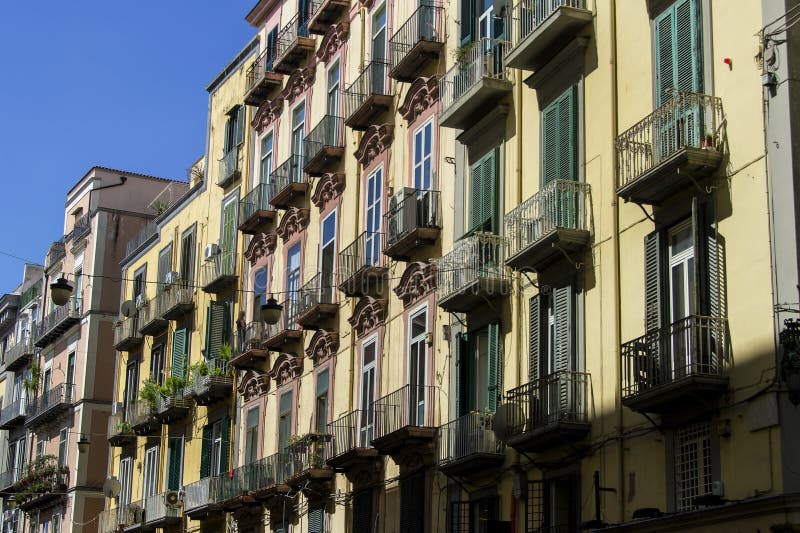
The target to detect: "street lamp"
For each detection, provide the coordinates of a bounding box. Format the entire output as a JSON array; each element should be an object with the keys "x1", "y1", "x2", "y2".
[
  {"x1": 260, "y1": 297, "x2": 283, "y2": 325},
  {"x1": 49, "y1": 275, "x2": 73, "y2": 306},
  {"x1": 780, "y1": 319, "x2": 800, "y2": 406},
  {"x1": 77, "y1": 434, "x2": 90, "y2": 454}
]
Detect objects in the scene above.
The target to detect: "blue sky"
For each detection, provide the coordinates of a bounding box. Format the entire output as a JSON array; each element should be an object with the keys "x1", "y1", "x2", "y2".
[{"x1": 0, "y1": 1, "x2": 256, "y2": 293}]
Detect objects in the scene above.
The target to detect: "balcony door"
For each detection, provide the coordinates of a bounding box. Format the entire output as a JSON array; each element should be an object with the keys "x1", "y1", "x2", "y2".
[
  {"x1": 365, "y1": 167, "x2": 383, "y2": 266},
  {"x1": 42, "y1": 368, "x2": 51, "y2": 402},
  {"x1": 668, "y1": 220, "x2": 695, "y2": 376},
  {"x1": 278, "y1": 390, "x2": 294, "y2": 453},
  {"x1": 124, "y1": 362, "x2": 138, "y2": 418},
  {"x1": 260, "y1": 133, "x2": 274, "y2": 186},
  {"x1": 291, "y1": 103, "x2": 305, "y2": 178},
  {"x1": 220, "y1": 196, "x2": 237, "y2": 272},
  {"x1": 408, "y1": 307, "x2": 428, "y2": 426},
  {"x1": 371, "y1": 3, "x2": 387, "y2": 94},
  {"x1": 142, "y1": 445, "x2": 159, "y2": 500},
  {"x1": 327, "y1": 62, "x2": 340, "y2": 117},
  {"x1": 320, "y1": 212, "x2": 336, "y2": 304},
  {"x1": 286, "y1": 243, "x2": 301, "y2": 324},
  {"x1": 119, "y1": 456, "x2": 133, "y2": 507},
  {"x1": 359, "y1": 337, "x2": 377, "y2": 446},
  {"x1": 150, "y1": 344, "x2": 165, "y2": 386}
]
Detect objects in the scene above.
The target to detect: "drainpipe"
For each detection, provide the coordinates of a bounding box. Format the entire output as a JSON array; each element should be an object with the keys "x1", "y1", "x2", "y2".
[
  {"x1": 609, "y1": 0, "x2": 626, "y2": 523},
  {"x1": 513, "y1": 54, "x2": 525, "y2": 531}
]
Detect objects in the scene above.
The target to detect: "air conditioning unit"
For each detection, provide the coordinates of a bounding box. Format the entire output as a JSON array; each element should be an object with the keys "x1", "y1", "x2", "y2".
[
  {"x1": 164, "y1": 490, "x2": 183, "y2": 508},
  {"x1": 204, "y1": 243, "x2": 220, "y2": 261},
  {"x1": 164, "y1": 271, "x2": 180, "y2": 285}
]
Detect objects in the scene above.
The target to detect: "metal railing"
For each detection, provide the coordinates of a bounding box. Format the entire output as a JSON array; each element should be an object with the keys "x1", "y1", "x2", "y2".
[
  {"x1": 339, "y1": 231, "x2": 384, "y2": 287},
  {"x1": 69, "y1": 213, "x2": 91, "y2": 242},
  {"x1": 219, "y1": 454, "x2": 285, "y2": 502},
  {"x1": 154, "y1": 389, "x2": 192, "y2": 414},
  {"x1": 273, "y1": 153, "x2": 306, "y2": 199},
  {"x1": 0, "y1": 397, "x2": 26, "y2": 426},
  {"x1": 184, "y1": 476, "x2": 220, "y2": 513},
  {"x1": 238, "y1": 321, "x2": 266, "y2": 354},
  {"x1": 505, "y1": 180, "x2": 590, "y2": 258},
  {"x1": 374, "y1": 384, "x2": 436, "y2": 441},
  {"x1": 299, "y1": 272, "x2": 337, "y2": 316},
  {"x1": 131, "y1": 399, "x2": 156, "y2": 427},
  {"x1": 276, "y1": 11, "x2": 311, "y2": 62},
  {"x1": 327, "y1": 410, "x2": 373, "y2": 460},
  {"x1": 344, "y1": 60, "x2": 391, "y2": 120},
  {"x1": 616, "y1": 90, "x2": 725, "y2": 189},
  {"x1": 201, "y1": 251, "x2": 237, "y2": 287},
  {"x1": 385, "y1": 189, "x2": 441, "y2": 248},
  {"x1": 125, "y1": 220, "x2": 158, "y2": 259},
  {"x1": 246, "y1": 47, "x2": 278, "y2": 93},
  {"x1": 218, "y1": 146, "x2": 241, "y2": 186},
  {"x1": 438, "y1": 412, "x2": 504, "y2": 466},
  {"x1": 5, "y1": 335, "x2": 33, "y2": 368},
  {"x1": 265, "y1": 298, "x2": 301, "y2": 340},
  {"x1": 114, "y1": 314, "x2": 141, "y2": 346},
  {"x1": 286, "y1": 434, "x2": 331, "y2": 478},
  {"x1": 99, "y1": 502, "x2": 144, "y2": 533},
  {"x1": 144, "y1": 492, "x2": 181, "y2": 524},
  {"x1": 28, "y1": 383, "x2": 73, "y2": 419},
  {"x1": 507, "y1": 0, "x2": 586, "y2": 52},
  {"x1": 160, "y1": 280, "x2": 194, "y2": 314},
  {"x1": 138, "y1": 297, "x2": 165, "y2": 331},
  {"x1": 304, "y1": 115, "x2": 344, "y2": 163},
  {"x1": 621, "y1": 315, "x2": 729, "y2": 399},
  {"x1": 36, "y1": 296, "x2": 81, "y2": 343},
  {"x1": 389, "y1": 2, "x2": 444, "y2": 68},
  {"x1": 436, "y1": 232, "x2": 508, "y2": 302},
  {"x1": 239, "y1": 183, "x2": 275, "y2": 224},
  {"x1": 504, "y1": 371, "x2": 590, "y2": 438},
  {"x1": 440, "y1": 38, "x2": 509, "y2": 116},
  {"x1": 99, "y1": 507, "x2": 121, "y2": 533},
  {"x1": 191, "y1": 357, "x2": 231, "y2": 396},
  {"x1": 108, "y1": 410, "x2": 133, "y2": 439},
  {"x1": 45, "y1": 240, "x2": 66, "y2": 269}
]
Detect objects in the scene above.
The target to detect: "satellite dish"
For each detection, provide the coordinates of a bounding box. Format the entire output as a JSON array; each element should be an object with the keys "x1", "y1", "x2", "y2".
[
  {"x1": 103, "y1": 477, "x2": 121, "y2": 499},
  {"x1": 493, "y1": 401, "x2": 526, "y2": 442},
  {"x1": 120, "y1": 300, "x2": 136, "y2": 318}
]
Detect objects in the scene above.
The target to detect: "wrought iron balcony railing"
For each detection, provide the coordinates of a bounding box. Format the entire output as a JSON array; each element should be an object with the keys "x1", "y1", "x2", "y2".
[
  {"x1": 5, "y1": 334, "x2": 34, "y2": 371},
  {"x1": 218, "y1": 146, "x2": 242, "y2": 187},
  {"x1": 191, "y1": 357, "x2": 232, "y2": 405},
  {"x1": 99, "y1": 502, "x2": 145, "y2": 533},
  {"x1": 303, "y1": 115, "x2": 345, "y2": 176},
  {"x1": 160, "y1": 280, "x2": 195, "y2": 320},
  {"x1": 125, "y1": 220, "x2": 158, "y2": 260},
  {"x1": 26, "y1": 383, "x2": 73, "y2": 427},
  {"x1": 297, "y1": 272, "x2": 337, "y2": 327},
  {"x1": 384, "y1": 189, "x2": 441, "y2": 258},
  {"x1": 275, "y1": 11, "x2": 312, "y2": 70},
  {"x1": 389, "y1": 2, "x2": 444, "y2": 81},
  {"x1": 239, "y1": 183, "x2": 277, "y2": 233},
  {"x1": 68, "y1": 213, "x2": 91, "y2": 243},
  {"x1": 621, "y1": 315, "x2": 729, "y2": 412},
  {"x1": 326, "y1": 410, "x2": 378, "y2": 468},
  {"x1": 144, "y1": 492, "x2": 182, "y2": 527},
  {"x1": 138, "y1": 295, "x2": 168, "y2": 336},
  {"x1": 438, "y1": 412, "x2": 504, "y2": 470},
  {"x1": 184, "y1": 476, "x2": 221, "y2": 517},
  {"x1": 338, "y1": 231, "x2": 386, "y2": 295},
  {"x1": 0, "y1": 396, "x2": 27, "y2": 429},
  {"x1": 285, "y1": 434, "x2": 332, "y2": 483},
  {"x1": 201, "y1": 251, "x2": 237, "y2": 293},
  {"x1": 45, "y1": 240, "x2": 66, "y2": 269},
  {"x1": 344, "y1": 61, "x2": 392, "y2": 129},
  {"x1": 35, "y1": 296, "x2": 81, "y2": 347},
  {"x1": 271, "y1": 153, "x2": 307, "y2": 208},
  {"x1": 264, "y1": 298, "x2": 302, "y2": 347},
  {"x1": 114, "y1": 314, "x2": 143, "y2": 351},
  {"x1": 309, "y1": 0, "x2": 350, "y2": 34},
  {"x1": 615, "y1": 91, "x2": 725, "y2": 203},
  {"x1": 108, "y1": 409, "x2": 135, "y2": 447},
  {"x1": 244, "y1": 47, "x2": 281, "y2": 107},
  {"x1": 505, "y1": 180, "x2": 590, "y2": 269},
  {"x1": 373, "y1": 384, "x2": 436, "y2": 445}
]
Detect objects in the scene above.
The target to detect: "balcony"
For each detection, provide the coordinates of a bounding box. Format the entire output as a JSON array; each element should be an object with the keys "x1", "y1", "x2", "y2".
[
  {"x1": 326, "y1": 410, "x2": 380, "y2": 473},
  {"x1": 384, "y1": 189, "x2": 441, "y2": 260},
  {"x1": 502, "y1": 371, "x2": 590, "y2": 453},
  {"x1": 338, "y1": 231, "x2": 387, "y2": 297},
  {"x1": 616, "y1": 91, "x2": 725, "y2": 204},
  {"x1": 114, "y1": 314, "x2": 143, "y2": 351},
  {"x1": 160, "y1": 280, "x2": 195, "y2": 320},
  {"x1": 217, "y1": 146, "x2": 242, "y2": 188},
  {"x1": 264, "y1": 299, "x2": 303, "y2": 350},
  {"x1": 201, "y1": 252, "x2": 237, "y2": 293},
  {"x1": 68, "y1": 212, "x2": 92, "y2": 244},
  {"x1": 440, "y1": 38, "x2": 511, "y2": 130},
  {"x1": 130, "y1": 399, "x2": 159, "y2": 436},
  {"x1": 99, "y1": 503, "x2": 146, "y2": 533},
  {"x1": 297, "y1": 273, "x2": 338, "y2": 329},
  {"x1": 144, "y1": 492, "x2": 182, "y2": 529},
  {"x1": 303, "y1": 115, "x2": 345, "y2": 176},
  {"x1": 107, "y1": 409, "x2": 136, "y2": 447},
  {"x1": 0, "y1": 294, "x2": 19, "y2": 333},
  {"x1": 309, "y1": 0, "x2": 349, "y2": 34},
  {"x1": 0, "y1": 468, "x2": 21, "y2": 494},
  {"x1": 230, "y1": 322, "x2": 269, "y2": 370},
  {"x1": 0, "y1": 397, "x2": 27, "y2": 430},
  {"x1": 389, "y1": 3, "x2": 444, "y2": 81},
  {"x1": 184, "y1": 476, "x2": 222, "y2": 519},
  {"x1": 271, "y1": 154, "x2": 308, "y2": 209},
  {"x1": 505, "y1": 0, "x2": 592, "y2": 71},
  {"x1": 220, "y1": 454, "x2": 288, "y2": 508},
  {"x1": 45, "y1": 240, "x2": 66, "y2": 270},
  {"x1": 285, "y1": 434, "x2": 334, "y2": 489},
  {"x1": 373, "y1": 385, "x2": 437, "y2": 459},
  {"x1": 190, "y1": 358, "x2": 232, "y2": 405},
  {"x1": 15, "y1": 464, "x2": 69, "y2": 512},
  {"x1": 274, "y1": 11, "x2": 314, "y2": 74},
  {"x1": 239, "y1": 183, "x2": 277, "y2": 234},
  {"x1": 621, "y1": 315, "x2": 729, "y2": 414},
  {"x1": 244, "y1": 47, "x2": 282, "y2": 107},
  {"x1": 35, "y1": 296, "x2": 81, "y2": 348},
  {"x1": 25, "y1": 383, "x2": 73, "y2": 428},
  {"x1": 154, "y1": 390, "x2": 192, "y2": 424},
  {"x1": 344, "y1": 61, "x2": 393, "y2": 130},
  {"x1": 505, "y1": 180, "x2": 591, "y2": 271},
  {"x1": 438, "y1": 412, "x2": 505, "y2": 477},
  {"x1": 5, "y1": 335, "x2": 34, "y2": 371},
  {"x1": 125, "y1": 220, "x2": 158, "y2": 261},
  {"x1": 138, "y1": 296, "x2": 168, "y2": 336},
  {"x1": 436, "y1": 233, "x2": 509, "y2": 313}
]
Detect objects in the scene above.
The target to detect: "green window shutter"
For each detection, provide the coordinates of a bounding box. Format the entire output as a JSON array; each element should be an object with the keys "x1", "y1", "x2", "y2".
[
  {"x1": 308, "y1": 507, "x2": 324, "y2": 533},
  {"x1": 200, "y1": 425, "x2": 212, "y2": 478},
  {"x1": 222, "y1": 301, "x2": 232, "y2": 349},
  {"x1": 654, "y1": 6, "x2": 675, "y2": 106},
  {"x1": 483, "y1": 148, "x2": 498, "y2": 233},
  {"x1": 529, "y1": 296, "x2": 543, "y2": 383},
  {"x1": 459, "y1": 0, "x2": 474, "y2": 45},
  {"x1": 171, "y1": 328, "x2": 187, "y2": 379},
  {"x1": 655, "y1": 0, "x2": 701, "y2": 105},
  {"x1": 542, "y1": 102, "x2": 559, "y2": 186},
  {"x1": 455, "y1": 332, "x2": 469, "y2": 417},
  {"x1": 206, "y1": 301, "x2": 226, "y2": 359},
  {"x1": 487, "y1": 323, "x2": 501, "y2": 413},
  {"x1": 222, "y1": 200, "x2": 237, "y2": 254},
  {"x1": 542, "y1": 87, "x2": 577, "y2": 186},
  {"x1": 553, "y1": 285, "x2": 573, "y2": 373},
  {"x1": 234, "y1": 106, "x2": 246, "y2": 146},
  {"x1": 644, "y1": 231, "x2": 663, "y2": 333},
  {"x1": 353, "y1": 490, "x2": 373, "y2": 533},
  {"x1": 167, "y1": 437, "x2": 182, "y2": 491},
  {"x1": 220, "y1": 416, "x2": 230, "y2": 473},
  {"x1": 223, "y1": 117, "x2": 232, "y2": 153},
  {"x1": 469, "y1": 159, "x2": 483, "y2": 232}
]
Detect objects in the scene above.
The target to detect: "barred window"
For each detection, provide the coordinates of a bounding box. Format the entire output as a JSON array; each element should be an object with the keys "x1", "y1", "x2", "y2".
[{"x1": 675, "y1": 421, "x2": 713, "y2": 510}]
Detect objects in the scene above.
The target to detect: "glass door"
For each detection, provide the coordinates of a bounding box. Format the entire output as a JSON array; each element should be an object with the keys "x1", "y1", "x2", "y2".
[
  {"x1": 408, "y1": 308, "x2": 427, "y2": 426},
  {"x1": 669, "y1": 221, "x2": 695, "y2": 377},
  {"x1": 286, "y1": 243, "x2": 301, "y2": 325},
  {"x1": 371, "y1": 4, "x2": 387, "y2": 94},
  {"x1": 359, "y1": 338, "x2": 377, "y2": 446},
  {"x1": 365, "y1": 167, "x2": 383, "y2": 266},
  {"x1": 327, "y1": 62, "x2": 340, "y2": 117},
  {"x1": 142, "y1": 446, "x2": 159, "y2": 500},
  {"x1": 320, "y1": 212, "x2": 336, "y2": 304},
  {"x1": 260, "y1": 133, "x2": 274, "y2": 186},
  {"x1": 291, "y1": 104, "x2": 306, "y2": 180}
]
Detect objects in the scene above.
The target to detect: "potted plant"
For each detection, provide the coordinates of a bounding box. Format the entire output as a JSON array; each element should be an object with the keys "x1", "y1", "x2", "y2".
[
  {"x1": 139, "y1": 379, "x2": 161, "y2": 411},
  {"x1": 702, "y1": 131, "x2": 716, "y2": 150}
]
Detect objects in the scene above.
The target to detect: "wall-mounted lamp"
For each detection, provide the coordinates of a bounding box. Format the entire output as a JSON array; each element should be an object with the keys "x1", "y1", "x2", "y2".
[
  {"x1": 77, "y1": 434, "x2": 91, "y2": 454},
  {"x1": 50, "y1": 275, "x2": 73, "y2": 306},
  {"x1": 780, "y1": 319, "x2": 800, "y2": 406},
  {"x1": 260, "y1": 297, "x2": 283, "y2": 325}
]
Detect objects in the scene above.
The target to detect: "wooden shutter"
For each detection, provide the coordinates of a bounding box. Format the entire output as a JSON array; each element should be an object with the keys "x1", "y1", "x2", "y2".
[
  {"x1": 400, "y1": 471, "x2": 425, "y2": 533},
  {"x1": 483, "y1": 148, "x2": 498, "y2": 233},
  {"x1": 542, "y1": 87, "x2": 577, "y2": 186},
  {"x1": 205, "y1": 302, "x2": 226, "y2": 359},
  {"x1": 529, "y1": 296, "x2": 543, "y2": 383},
  {"x1": 171, "y1": 328, "x2": 187, "y2": 379},
  {"x1": 234, "y1": 106, "x2": 246, "y2": 146},
  {"x1": 200, "y1": 424, "x2": 212, "y2": 478},
  {"x1": 308, "y1": 507, "x2": 324, "y2": 533},
  {"x1": 655, "y1": 0, "x2": 701, "y2": 105},
  {"x1": 469, "y1": 159, "x2": 483, "y2": 232},
  {"x1": 542, "y1": 101, "x2": 559, "y2": 186},
  {"x1": 459, "y1": 0, "x2": 474, "y2": 45},
  {"x1": 644, "y1": 231, "x2": 663, "y2": 332},
  {"x1": 487, "y1": 322, "x2": 501, "y2": 412},
  {"x1": 553, "y1": 285, "x2": 573, "y2": 372},
  {"x1": 455, "y1": 332, "x2": 469, "y2": 417},
  {"x1": 223, "y1": 116, "x2": 232, "y2": 153},
  {"x1": 692, "y1": 198, "x2": 722, "y2": 318},
  {"x1": 167, "y1": 437, "x2": 182, "y2": 491},
  {"x1": 654, "y1": 6, "x2": 675, "y2": 106},
  {"x1": 220, "y1": 416, "x2": 230, "y2": 473},
  {"x1": 353, "y1": 489, "x2": 373, "y2": 533}
]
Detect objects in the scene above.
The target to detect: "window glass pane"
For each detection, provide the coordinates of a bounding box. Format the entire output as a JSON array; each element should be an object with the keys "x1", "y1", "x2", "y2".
[
  {"x1": 280, "y1": 390, "x2": 293, "y2": 415},
  {"x1": 316, "y1": 368, "x2": 329, "y2": 395}
]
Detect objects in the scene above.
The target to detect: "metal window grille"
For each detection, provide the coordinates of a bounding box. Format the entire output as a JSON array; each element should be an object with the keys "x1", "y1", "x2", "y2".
[
  {"x1": 675, "y1": 421, "x2": 713, "y2": 510},
  {"x1": 449, "y1": 501, "x2": 470, "y2": 533},
  {"x1": 526, "y1": 480, "x2": 544, "y2": 532}
]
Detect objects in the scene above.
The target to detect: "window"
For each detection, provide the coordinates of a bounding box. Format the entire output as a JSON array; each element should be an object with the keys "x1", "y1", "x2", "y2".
[
  {"x1": 157, "y1": 244, "x2": 173, "y2": 291},
  {"x1": 267, "y1": 27, "x2": 279, "y2": 67},
  {"x1": 359, "y1": 337, "x2": 377, "y2": 446},
  {"x1": 73, "y1": 267, "x2": 83, "y2": 302},
  {"x1": 408, "y1": 307, "x2": 428, "y2": 426},
  {"x1": 365, "y1": 167, "x2": 383, "y2": 265},
  {"x1": 460, "y1": 0, "x2": 504, "y2": 45},
  {"x1": 449, "y1": 496, "x2": 500, "y2": 533},
  {"x1": 211, "y1": 420, "x2": 223, "y2": 475},
  {"x1": 468, "y1": 148, "x2": 498, "y2": 233},
  {"x1": 674, "y1": 421, "x2": 713, "y2": 510},
  {"x1": 150, "y1": 344, "x2": 165, "y2": 385},
  {"x1": 205, "y1": 301, "x2": 231, "y2": 359},
  {"x1": 260, "y1": 133, "x2": 274, "y2": 185},
  {"x1": 654, "y1": 0, "x2": 702, "y2": 105},
  {"x1": 224, "y1": 105, "x2": 246, "y2": 154},
  {"x1": 542, "y1": 86, "x2": 578, "y2": 186},
  {"x1": 142, "y1": 445, "x2": 159, "y2": 499},
  {"x1": 133, "y1": 266, "x2": 146, "y2": 301},
  {"x1": 353, "y1": 489, "x2": 374, "y2": 533},
  {"x1": 35, "y1": 435, "x2": 46, "y2": 459},
  {"x1": 171, "y1": 328, "x2": 188, "y2": 380},
  {"x1": 51, "y1": 514, "x2": 61, "y2": 533},
  {"x1": 527, "y1": 475, "x2": 579, "y2": 532},
  {"x1": 455, "y1": 323, "x2": 501, "y2": 415},
  {"x1": 179, "y1": 227, "x2": 196, "y2": 283},
  {"x1": 220, "y1": 195, "x2": 238, "y2": 259},
  {"x1": 57, "y1": 428, "x2": 68, "y2": 467},
  {"x1": 315, "y1": 368, "x2": 330, "y2": 434},
  {"x1": 278, "y1": 390, "x2": 294, "y2": 452},
  {"x1": 201, "y1": 417, "x2": 229, "y2": 478},
  {"x1": 291, "y1": 103, "x2": 306, "y2": 161},
  {"x1": 124, "y1": 361, "x2": 139, "y2": 417},
  {"x1": 400, "y1": 470, "x2": 425, "y2": 533},
  {"x1": 372, "y1": 3, "x2": 387, "y2": 62},
  {"x1": 308, "y1": 506, "x2": 325, "y2": 533},
  {"x1": 528, "y1": 285, "x2": 576, "y2": 383},
  {"x1": 287, "y1": 243, "x2": 301, "y2": 321},
  {"x1": 320, "y1": 211, "x2": 336, "y2": 303},
  {"x1": 254, "y1": 267, "x2": 268, "y2": 309},
  {"x1": 327, "y1": 61, "x2": 340, "y2": 116},
  {"x1": 167, "y1": 435, "x2": 183, "y2": 491},
  {"x1": 42, "y1": 368, "x2": 51, "y2": 397},
  {"x1": 66, "y1": 351, "x2": 75, "y2": 400},
  {"x1": 245, "y1": 407, "x2": 260, "y2": 465},
  {"x1": 119, "y1": 456, "x2": 133, "y2": 507},
  {"x1": 413, "y1": 119, "x2": 434, "y2": 191}
]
